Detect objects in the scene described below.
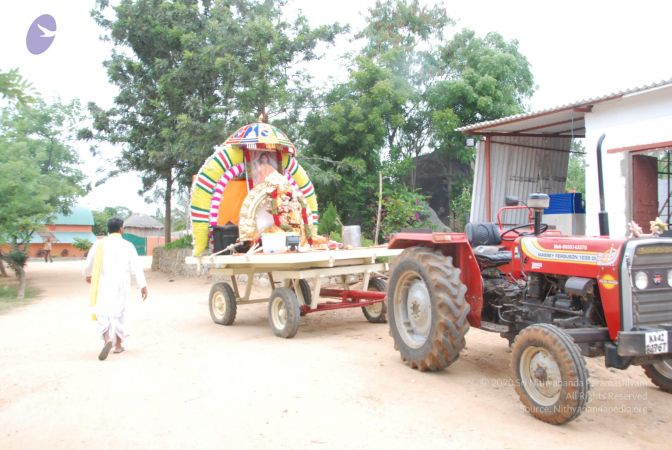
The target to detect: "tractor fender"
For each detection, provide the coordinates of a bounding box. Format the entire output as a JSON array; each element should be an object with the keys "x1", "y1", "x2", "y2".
[{"x1": 388, "y1": 232, "x2": 484, "y2": 327}]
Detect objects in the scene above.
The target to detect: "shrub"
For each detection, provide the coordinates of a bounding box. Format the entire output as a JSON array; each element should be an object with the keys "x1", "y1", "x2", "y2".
[
  {"x1": 318, "y1": 202, "x2": 341, "y2": 236},
  {"x1": 164, "y1": 234, "x2": 193, "y2": 250},
  {"x1": 72, "y1": 238, "x2": 93, "y2": 254},
  {"x1": 380, "y1": 189, "x2": 433, "y2": 241}
]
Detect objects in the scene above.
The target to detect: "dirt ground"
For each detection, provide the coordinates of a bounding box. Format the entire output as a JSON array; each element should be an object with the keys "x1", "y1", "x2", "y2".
[{"x1": 0, "y1": 258, "x2": 671, "y2": 449}]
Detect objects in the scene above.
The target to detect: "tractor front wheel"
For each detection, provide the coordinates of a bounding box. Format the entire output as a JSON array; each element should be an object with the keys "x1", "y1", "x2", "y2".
[
  {"x1": 387, "y1": 247, "x2": 470, "y2": 371},
  {"x1": 643, "y1": 359, "x2": 672, "y2": 393},
  {"x1": 512, "y1": 324, "x2": 590, "y2": 424}
]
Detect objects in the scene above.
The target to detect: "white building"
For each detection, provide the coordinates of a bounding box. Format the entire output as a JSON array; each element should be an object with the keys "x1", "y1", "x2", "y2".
[{"x1": 458, "y1": 79, "x2": 672, "y2": 237}]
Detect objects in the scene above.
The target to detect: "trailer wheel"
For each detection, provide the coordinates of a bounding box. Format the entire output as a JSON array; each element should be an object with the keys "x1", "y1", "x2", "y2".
[
  {"x1": 209, "y1": 282, "x2": 237, "y2": 325},
  {"x1": 388, "y1": 247, "x2": 469, "y2": 371},
  {"x1": 292, "y1": 279, "x2": 312, "y2": 313},
  {"x1": 643, "y1": 359, "x2": 672, "y2": 393},
  {"x1": 268, "y1": 287, "x2": 301, "y2": 338},
  {"x1": 512, "y1": 324, "x2": 590, "y2": 425},
  {"x1": 362, "y1": 278, "x2": 388, "y2": 323}
]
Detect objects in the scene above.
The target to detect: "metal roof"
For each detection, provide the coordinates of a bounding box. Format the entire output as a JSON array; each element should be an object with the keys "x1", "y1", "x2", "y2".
[
  {"x1": 457, "y1": 78, "x2": 672, "y2": 137},
  {"x1": 52, "y1": 207, "x2": 95, "y2": 226},
  {"x1": 123, "y1": 213, "x2": 164, "y2": 229},
  {"x1": 30, "y1": 231, "x2": 96, "y2": 244}
]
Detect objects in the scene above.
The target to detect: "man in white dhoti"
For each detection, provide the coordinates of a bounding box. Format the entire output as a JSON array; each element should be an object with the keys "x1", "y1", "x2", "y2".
[{"x1": 84, "y1": 218, "x2": 148, "y2": 360}]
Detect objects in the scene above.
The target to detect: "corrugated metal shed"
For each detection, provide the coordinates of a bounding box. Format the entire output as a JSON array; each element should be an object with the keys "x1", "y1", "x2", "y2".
[{"x1": 470, "y1": 136, "x2": 571, "y2": 224}]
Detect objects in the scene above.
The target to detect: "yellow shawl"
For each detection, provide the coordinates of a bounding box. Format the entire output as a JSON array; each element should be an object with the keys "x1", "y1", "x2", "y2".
[{"x1": 89, "y1": 234, "x2": 121, "y2": 320}]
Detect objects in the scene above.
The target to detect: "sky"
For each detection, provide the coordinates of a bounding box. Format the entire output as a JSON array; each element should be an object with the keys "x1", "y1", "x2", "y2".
[{"x1": 2, "y1": 0, "x2": 671, "y2": 215}]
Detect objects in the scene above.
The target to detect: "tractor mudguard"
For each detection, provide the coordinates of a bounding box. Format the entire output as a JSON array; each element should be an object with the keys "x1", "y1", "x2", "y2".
[{"x1": 388, "y1": 232, "x2": 484, "y2": 327}]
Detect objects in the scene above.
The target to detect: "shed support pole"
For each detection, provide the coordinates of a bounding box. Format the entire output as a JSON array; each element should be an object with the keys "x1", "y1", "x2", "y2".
[{"x1": 485, "y1": 137, "x2": 492, "y2": 222}]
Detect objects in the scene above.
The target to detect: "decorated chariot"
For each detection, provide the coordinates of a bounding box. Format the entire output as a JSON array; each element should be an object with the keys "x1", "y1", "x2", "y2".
[{"x1": 187, "y1": 121, "x2": 400, "y2": 338}]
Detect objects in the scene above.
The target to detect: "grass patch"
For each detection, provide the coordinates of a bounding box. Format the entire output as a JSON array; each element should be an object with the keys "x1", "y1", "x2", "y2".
[{"x1": 0, "y1": 279, "x2": 38, "y2": 314}]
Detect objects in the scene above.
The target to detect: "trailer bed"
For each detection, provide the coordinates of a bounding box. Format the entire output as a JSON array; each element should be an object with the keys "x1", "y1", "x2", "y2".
[{"x1": 186, "y1": 247, "x2": 402, "y2": 338}]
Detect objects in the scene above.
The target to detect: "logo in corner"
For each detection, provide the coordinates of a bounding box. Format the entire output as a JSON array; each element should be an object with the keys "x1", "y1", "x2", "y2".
[
  {"x1": 26, "y1": 14, "x2": 57, "y2": 55},
  {"x1": 598, "y1": 274, "x2": 619, "y2": 290}
]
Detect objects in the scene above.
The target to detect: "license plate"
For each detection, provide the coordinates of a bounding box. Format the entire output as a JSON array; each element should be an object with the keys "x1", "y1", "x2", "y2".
[{"x1": 645, "y1": 331, "x2": 669, "y2": 354}]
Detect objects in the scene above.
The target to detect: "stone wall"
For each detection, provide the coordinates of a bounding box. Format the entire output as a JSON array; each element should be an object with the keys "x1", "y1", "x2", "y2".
[{"x1": 152, "y1": 247, "x2": 207, "y2": 277}]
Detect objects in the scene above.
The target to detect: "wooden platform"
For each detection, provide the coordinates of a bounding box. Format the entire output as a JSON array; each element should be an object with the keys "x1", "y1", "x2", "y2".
[{"x1": 185, "y1": 246, "x2": 402, "y2": 271}]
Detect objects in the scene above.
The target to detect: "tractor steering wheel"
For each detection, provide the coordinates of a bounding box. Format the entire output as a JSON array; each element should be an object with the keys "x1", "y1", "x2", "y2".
[{"x1": 500, "y1": 223, "x2": 549, "y2": 241}]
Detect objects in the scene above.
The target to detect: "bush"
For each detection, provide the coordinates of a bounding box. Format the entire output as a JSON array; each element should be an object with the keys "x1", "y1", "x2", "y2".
[
  {"x1": 450, "y1": 184, "x2": 472, "y2": 231},
  {"x1": 72, "y1": 238, "x2": 93, "y2": 254},
  {"x1": 318, "y1": 202, "x2": 341, "y2": 236},
  {"x1": 164, "y1": 234, "x2": 193, "y2": 250},
  {"x1": 380, "y1": 189, "x2": 433, "y2": 241}
]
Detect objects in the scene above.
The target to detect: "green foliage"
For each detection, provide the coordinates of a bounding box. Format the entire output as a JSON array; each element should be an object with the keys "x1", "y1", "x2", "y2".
[
  {"x1": 92, "y1": 206, "x2": 132, "y2": 235},
  {"x1": 6, "y1": 249, "x2": 28, "y2": 268},
  {"x1": 0, "y1": 284, "x2": 37, "y2": 312},
  {"x1": 0, "y1": 68, "x2": 34, "y2": 105},
  {"x1": 0, "y1": 94, "x2": 86, "y2": 291},
  {"x1": 450, "y1": 183, "x2": 473, "y2": 232},
  {"x1": 163, "y1": 234, "x2": 193, "y2": 250},
  {"x1": 87, "y1": 0, "x2": 345, "y2": 241},
  {"x1": 317, "y1": 203, "x2": 341, "y2": 236},
  {"x1": 566, "y1": 140, "x2": 586, "y2": 194},
  {"x1": 380, "y1": 188, "x2": 433, "y2": 240},
  {"x1": 72, "y1": 238, "x2": 93, "y2": 253},
  {"x1": 304, "y1": 0, "x2": 534, "y2": 229}
]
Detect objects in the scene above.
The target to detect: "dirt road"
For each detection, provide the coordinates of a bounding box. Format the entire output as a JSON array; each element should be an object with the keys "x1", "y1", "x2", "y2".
[{"x1": 0, "y1": 259, "x2": 670, "y2": 449}]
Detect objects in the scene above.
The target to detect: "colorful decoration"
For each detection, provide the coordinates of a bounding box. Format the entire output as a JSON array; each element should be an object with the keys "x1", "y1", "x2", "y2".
[
  {"x1": 238, "y1": 172, "x2": 315, "y2": 245},
  {"x1": 190, "y1": 122, "x2": 318, "y2": 256},
  {"x1": 224, "y1": 122, "x2": 296, "y2": 155}
]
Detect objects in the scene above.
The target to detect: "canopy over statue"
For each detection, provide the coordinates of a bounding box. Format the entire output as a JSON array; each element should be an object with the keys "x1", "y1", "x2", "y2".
[{"x1": 190, "y1": 122, "x2": 318, "y2": 256}]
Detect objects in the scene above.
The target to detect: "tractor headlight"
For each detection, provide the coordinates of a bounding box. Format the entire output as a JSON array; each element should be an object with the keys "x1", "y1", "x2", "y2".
[{"x1": 634, "y1": 271, "x2": 648, "y2": 290}]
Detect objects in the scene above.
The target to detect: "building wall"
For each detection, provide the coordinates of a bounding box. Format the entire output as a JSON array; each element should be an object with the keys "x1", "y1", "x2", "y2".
[
  {"x1": 584, "y1": 86, "x2": 672, "y2": 236},
  {"x1": 146, "y1": 236, "x2": 166, "y2": 256},
  {"x1": 470, "y1": 135, "x2": 570, "y2": 224},
  {"x1": 1, "y1": 243, "x2": 88, "y2": 258}
]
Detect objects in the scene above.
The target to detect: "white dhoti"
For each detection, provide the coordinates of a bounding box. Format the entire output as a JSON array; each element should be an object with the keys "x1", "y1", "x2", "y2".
[{"x1": 84, "y1": 234, "x2": 147, "y2": 343}]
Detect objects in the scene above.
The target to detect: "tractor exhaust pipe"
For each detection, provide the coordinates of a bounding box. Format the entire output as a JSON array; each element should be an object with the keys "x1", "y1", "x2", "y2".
[{"x1": 596, "y1": 133, "x2": 609, "y2": 236}]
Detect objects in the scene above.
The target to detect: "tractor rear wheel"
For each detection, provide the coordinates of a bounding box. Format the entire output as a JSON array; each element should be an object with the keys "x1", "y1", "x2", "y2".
[
  {"x1": 362, "y1": 278, "x2": 388, "y2": 323},
  {"x1": 387, "y1": 247, "x2": 470, "y2": 371},
  {"x1": 643, "y1": 359, "x2": 672, "y2": 393},
  {"x1": 512, "y1": 324, "x2": 590, "y2": 425}
]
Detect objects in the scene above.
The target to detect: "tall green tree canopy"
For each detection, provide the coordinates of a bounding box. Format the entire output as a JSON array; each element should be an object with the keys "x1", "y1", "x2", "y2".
[
  {"x1": 0, "y1": 71, "x2": 86, "y2": 298},
  {"x1": 87, "y1": 0, "x2": 343, "y2": 242},
  {"x1": 302, "y1": 0, "x2": 534, "y2": 231}
]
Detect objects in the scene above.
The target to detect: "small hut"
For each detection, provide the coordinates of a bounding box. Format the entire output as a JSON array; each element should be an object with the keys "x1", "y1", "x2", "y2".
[{"x1": 122, "y1": 214, "x2": 165, "y2": 255}]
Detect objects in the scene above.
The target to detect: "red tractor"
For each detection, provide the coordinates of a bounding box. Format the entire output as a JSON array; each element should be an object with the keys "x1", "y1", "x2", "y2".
[{"x1": 386, "y1": 136, "x2": 672, "y2": 424}]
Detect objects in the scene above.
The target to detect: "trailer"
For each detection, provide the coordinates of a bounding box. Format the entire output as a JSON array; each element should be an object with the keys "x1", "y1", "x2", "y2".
[{"x1": 185, "y1": 247, "x2": 401, "y2": 338}]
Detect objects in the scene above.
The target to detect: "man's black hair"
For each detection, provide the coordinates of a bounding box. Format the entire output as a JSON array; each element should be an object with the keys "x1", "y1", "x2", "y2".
[{"x1": 108, "y1": 217, "x2": 124, "y2": 234}]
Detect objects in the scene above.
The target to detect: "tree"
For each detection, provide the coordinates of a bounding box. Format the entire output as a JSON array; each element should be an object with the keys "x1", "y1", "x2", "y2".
[
  {"x1": 0, "y1": 92, "x2": 85, "y2": 299},
  {"x1": 303, "y1": 1, "x2": 534, "y2": 230},
  {"x1": 0, "y1": 68, "x2": 34, "y2": 105},
  {"x1": 566, "y1": 140, "x2": 586, "y2": 194},
  {"x1": 86, "y1": 0, "x2": 343, "y2": 244},
  {"x1": 92, "y1": 206, "x2": 132, "y2": 235}
]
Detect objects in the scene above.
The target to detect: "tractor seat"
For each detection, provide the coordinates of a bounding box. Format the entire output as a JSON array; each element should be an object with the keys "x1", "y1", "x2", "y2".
[
  {"x1": 465, "y1": 222, "x2": 502, "y2": 246},
  {"x1": 465, "y1": 223, "x2": 511, "y2": 267},
  {"x1": 472, "y1": 245, "x2": 512, "y2": 266}
]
